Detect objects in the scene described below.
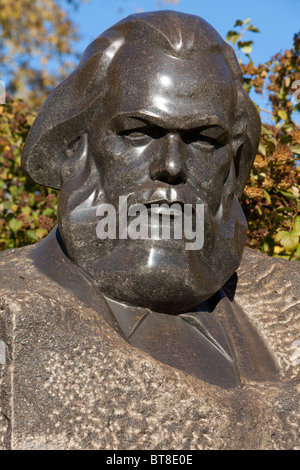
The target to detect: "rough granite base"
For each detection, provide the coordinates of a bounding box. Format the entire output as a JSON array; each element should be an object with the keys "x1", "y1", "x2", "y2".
[{"x1": 0, "y1": 243, "x2": 299, "y2": 450}]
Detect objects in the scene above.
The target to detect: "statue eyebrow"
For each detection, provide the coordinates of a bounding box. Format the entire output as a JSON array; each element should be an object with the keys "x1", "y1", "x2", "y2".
[{"x1": 111, "y1": 112, "x2": 228, "y2": 134}]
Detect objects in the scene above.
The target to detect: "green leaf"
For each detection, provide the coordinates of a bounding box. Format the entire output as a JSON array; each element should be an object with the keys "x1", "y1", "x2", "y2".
[
  {"x1": 243, "y1": 82, "x2": 251, "y2": 93},
  {"x1": 293, "y1": 216, "x2": 300, "y2": 236},
  {"x1": 32, "y1": 210, "x2": 40, "y2": 221},
  {"x1": 291, "y1": 145, "x2": 300, "y2": 155},
  {"x1": 8, "y1": 185, "x2": 19, "y2": 197},
  {"x1": 246, "y1": 25, "x2": 260, "y2": 33},
  {"x1": 263, "y1": 241, "x2": 269, "y2": 253},
  {"x1": 275, "y1": 230, "x2": 299, "y2": 252},
  {"x1": 225, "y1": 31, "x2": 241, "y2": 45},
  {"x1": 258, "y1": 142, "x2": 266, "y2": 156},
  {"x1": 8, "y1": 218, "x2": 22, "y2": 234},
  {"x1": 21, "y1": 206, "x2": 31, "y2": 216},
  {"x1": 263, "y1": 190, "x2": 271, "y2": 204},
  {"x1": 226, "y1": 30, "x2": 238, "y2": 39},
  {"x1": 35, "y1": 228, "x2": 48, "y2": 239},
  {"x1": 275, "y1": 231, "x2": 289, "y2": 243},
  {"x1": 257, "y1": 204, "x2": 263, "y2": 216},
  {"x1": 261, "y1": 125, "x2": 273, "y2": 136},
  {"x1": 234, "y1": 20, "x2": 243, "y2": 27},
  {"x1": 295, "y1": 243, "x2": 300, "y2": 259},
  {"x1": 238, "y1": 40, "x2": 253, "y2": 49},
  {"x1": 277, "y1": 110, "x2": 288, "y2": 121},
  {"x1": 242, "y1": 45, "x2": 253, "y2": 54},
  {"x1": 243, "y1": 18, "x2": 251, "y2": 24},
  {"x1": 275, "y1": 206, "x2": 294, "y2": 213},
  {"x1": 26, "y1": 230, "x2": 38, "y2": 241},
  {"x1": 42, "y1": 208, "x2": 54, "y2": 216},
  {"x1": 278, "y1": 189, "x2": 298, "y2": 201}
]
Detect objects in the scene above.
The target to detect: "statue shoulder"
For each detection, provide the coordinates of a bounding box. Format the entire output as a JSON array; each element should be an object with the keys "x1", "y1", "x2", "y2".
[
  {"x1": 239, "y1": 246, "x2": 299, "y2": 275},
  {"x1": 237, "y1": 248, "x2": 299, "y2": 300},
  {"x1": 235, "y1": 248, "x2": 300, "y2": 380}
]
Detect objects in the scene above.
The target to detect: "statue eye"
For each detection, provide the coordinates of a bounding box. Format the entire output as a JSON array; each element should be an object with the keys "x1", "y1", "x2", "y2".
[
  {"x1": 121, "y1": 130, "x2": 147, "y2": 139},
  {"x1": 181, "y1": 128, "x2": 228, "y2": 149},
  {"x1": 119, "y1": 127, "x2": 166, "y2": 142}
]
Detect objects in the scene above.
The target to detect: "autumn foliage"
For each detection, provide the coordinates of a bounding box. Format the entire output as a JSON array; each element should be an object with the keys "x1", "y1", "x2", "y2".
[
  {"x1": 0, "y1": 0, "x2": 79, "y2": 107},
  {"x1": 231, "y1": 21, "x2": 300, "y2": 259},
  {"x1": 0, "y1": 97, "x2": 58, "y2": 249}
]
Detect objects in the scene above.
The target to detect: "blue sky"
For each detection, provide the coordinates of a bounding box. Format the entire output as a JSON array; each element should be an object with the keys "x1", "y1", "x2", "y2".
[
  {"x1": 71, "y1": 0, "x2": 300, "y2": 66},
  {"x1": 68, "y1": 0, "x2": 299, "y2": 121}
]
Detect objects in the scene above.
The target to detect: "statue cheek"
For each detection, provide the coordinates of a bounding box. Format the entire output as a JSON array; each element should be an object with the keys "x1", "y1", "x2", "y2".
[{"x1": 188, "y1": 145, "x2": 232, "y2": 214}]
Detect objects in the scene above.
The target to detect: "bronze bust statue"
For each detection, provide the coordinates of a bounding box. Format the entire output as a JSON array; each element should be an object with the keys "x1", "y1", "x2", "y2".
[{"x1": 0, "y1": 11, "x2": 299, "y2": 450}]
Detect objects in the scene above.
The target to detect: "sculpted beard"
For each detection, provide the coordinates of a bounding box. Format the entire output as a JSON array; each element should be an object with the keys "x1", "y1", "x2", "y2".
[{"x1": 57, "y1": 135, "x2": 247, "y2": 314}]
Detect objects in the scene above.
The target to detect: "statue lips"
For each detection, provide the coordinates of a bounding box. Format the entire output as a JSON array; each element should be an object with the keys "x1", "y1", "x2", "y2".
[
  {"x1": 107, "y1": 182, "x2": 207, "y2": 240},
  {"x1": 144, "y1": 202, "x2": 184, "y2": 217},
  {"x1": 110, "y1": 181, "x2": 206, "y2": 210}
]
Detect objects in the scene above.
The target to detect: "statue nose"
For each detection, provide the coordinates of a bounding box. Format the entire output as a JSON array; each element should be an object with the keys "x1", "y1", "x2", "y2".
[{"x1": 150, "y1": 133, "x2": 187, "y2": 185}]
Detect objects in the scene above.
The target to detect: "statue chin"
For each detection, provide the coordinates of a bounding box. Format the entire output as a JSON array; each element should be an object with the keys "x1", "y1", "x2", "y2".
[{"x1": 86, "y1": 238, "x2": 222, "y2": 314}]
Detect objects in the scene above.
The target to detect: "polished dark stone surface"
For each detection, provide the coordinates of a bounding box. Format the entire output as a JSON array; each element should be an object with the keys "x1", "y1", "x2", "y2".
[{"x1": 20, "y1": 11, "x2": 271, "y2": 388}]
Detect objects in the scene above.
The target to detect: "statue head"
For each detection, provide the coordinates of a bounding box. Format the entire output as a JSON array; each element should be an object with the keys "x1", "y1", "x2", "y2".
[{"x1": 21, "y1": 11, "x2": 261, "y2": 314}]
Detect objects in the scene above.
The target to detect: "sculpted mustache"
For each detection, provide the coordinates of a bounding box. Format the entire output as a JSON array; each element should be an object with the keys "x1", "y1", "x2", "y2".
[{"x1": 110, "y1": 183, "x2": 205, "y2": 209}]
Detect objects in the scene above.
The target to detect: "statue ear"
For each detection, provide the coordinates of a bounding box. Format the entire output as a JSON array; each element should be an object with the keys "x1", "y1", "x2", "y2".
[
  {"x1": 232, "y1": 87, "x2": 261, "y2": 199},
  {"x1": 21, "y1": 31, "x2": 124, "y2": 190},
  {"x1": 59, "y1": 133, "x2": 101, "y2": 214}
]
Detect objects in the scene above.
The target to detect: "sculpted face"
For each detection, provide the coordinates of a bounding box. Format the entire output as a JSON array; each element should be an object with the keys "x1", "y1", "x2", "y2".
[
  {"x1": 93, "y1": 45, "x2": 234, "y2": 215},
  {"x1": 57, "y1": 43, "x2": 248, "y2": 313}
]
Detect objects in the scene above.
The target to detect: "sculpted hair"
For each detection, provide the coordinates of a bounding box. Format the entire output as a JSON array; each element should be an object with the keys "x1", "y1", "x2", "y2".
[{"x1": 22, "y1": 10, "x2": 261, "y2": 195}]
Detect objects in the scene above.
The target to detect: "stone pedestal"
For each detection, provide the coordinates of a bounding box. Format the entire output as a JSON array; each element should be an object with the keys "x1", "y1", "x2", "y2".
[{"x1": 0, "y1": 242, "x2": 299, "y2": 450}]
